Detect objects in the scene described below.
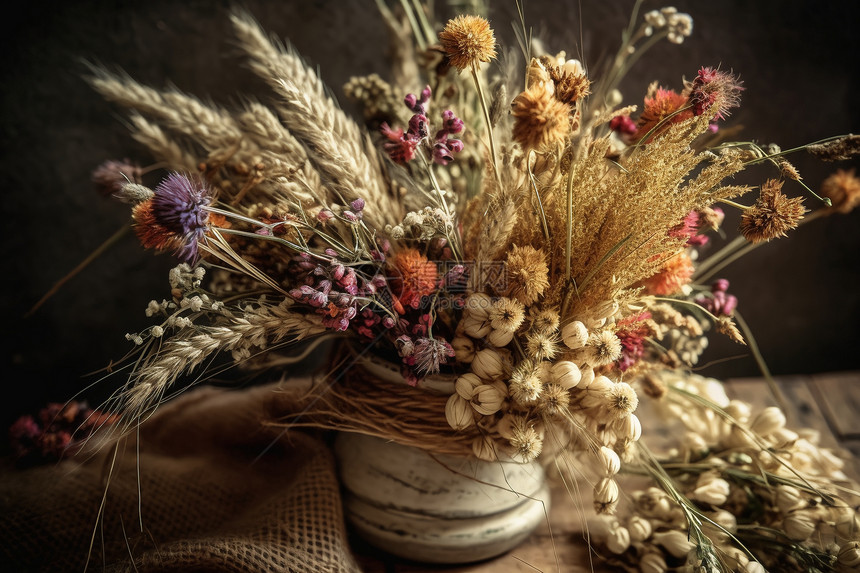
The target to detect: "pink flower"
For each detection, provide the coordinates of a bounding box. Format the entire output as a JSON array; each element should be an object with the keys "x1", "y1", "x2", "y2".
[
  {"x1": 687, "y1": 67, "x2": 743, "y2": 120},
  {"x1": 380, "y1": 123, "x2": 419, "y2": 164}
]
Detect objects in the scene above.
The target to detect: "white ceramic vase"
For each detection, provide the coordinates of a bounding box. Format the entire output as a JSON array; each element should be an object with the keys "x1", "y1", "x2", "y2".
[{"x1": 334, "y1": 356, "x2": 550, "y2": 564}]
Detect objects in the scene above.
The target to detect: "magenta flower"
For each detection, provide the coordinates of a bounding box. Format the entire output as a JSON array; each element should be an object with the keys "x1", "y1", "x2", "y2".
[{"x1": 687, "y1": 67, "x2": 743, "y2": 120}]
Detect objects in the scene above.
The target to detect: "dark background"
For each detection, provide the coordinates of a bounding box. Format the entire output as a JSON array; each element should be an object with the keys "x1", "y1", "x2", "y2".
[{"x1": 1, "y1": 0, "x2": 858, "y2": 427}]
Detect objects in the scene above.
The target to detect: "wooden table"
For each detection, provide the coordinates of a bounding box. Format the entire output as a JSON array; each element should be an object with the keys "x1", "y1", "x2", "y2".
[{"x1": 355, "y1": 371, "x2": 860, "y2": 572}]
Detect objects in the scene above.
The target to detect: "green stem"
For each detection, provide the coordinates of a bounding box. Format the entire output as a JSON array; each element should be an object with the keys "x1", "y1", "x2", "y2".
[
  {"x1": 651, "y1": 296, "x2": 720, "y2": 323},
  {"x1": 471, "y1": 61, "x2": 500, "y2": 186},
  {"x1": 719, "y1": 199, "x2": 751, "y2": 210},
  {"x1": 418, "y1": 150, "x2": 463, "y2": 261},
  {"x1": 693, "y1": 235, "x2": 747, "y2": 279},
  {"x1": 695, "y1": 242, "x2": 758, "y2": 285},
  {"x1": 694, "y1": 209, "x2": 826, "y2": 282}
]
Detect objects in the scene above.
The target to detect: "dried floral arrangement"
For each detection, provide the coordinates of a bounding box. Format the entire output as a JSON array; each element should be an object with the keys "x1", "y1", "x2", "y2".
[{"x1": 35, "y1": 1, "x2": 860, "y2": 571}]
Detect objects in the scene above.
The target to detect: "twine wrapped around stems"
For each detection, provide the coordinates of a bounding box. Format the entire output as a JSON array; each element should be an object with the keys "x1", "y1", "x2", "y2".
[{"x1": 270, "y1": 366, "x2": 478, "y2": 458}]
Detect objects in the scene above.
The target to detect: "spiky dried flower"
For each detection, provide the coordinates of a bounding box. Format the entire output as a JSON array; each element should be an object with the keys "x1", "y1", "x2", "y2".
[
  {"x1": 606, "y1": 382, "x2": 639, "y2": 419},
  {"x1": 507, "y1": 416, "x2": 543, "y2": 462},
  {"x1": 413, "y1": 337, "x2": 455, "y2": 376},
  {"x1": 537, "y1": 383, "x2": 570, "y2": 417},
  {"x1": 584, "y1": 330, "x2": 622, "y2": 367},
  {"x1": 511, "y1": 86, "x2": 571, "y2": 150},
  {"x1": 526, "y1": 330, "x2": 561, "y2": 361},
  {"x1": 740, "y1": 179, "x2": 807, "y2": 243},
  {"x1": 807, "y1": 134, "x2": 860, "y2": 162},
  {"x1": 686, "y1": 66, "x2": 743, "y2": 120},
  {"x1": 547, "y1": 65, "x2": 591, "y2": 106},
  {"x1": 132, "y1": 173, "x2": 211, "y2": 261},
  {"x1": 530, "y1": 308, "x2": 560, "y2": 334},
  {"x1": 820, "y1": 168, "x2": 860, "y2": 214},
  {"x1": 636, "y1": 86, "x2": 690, "y2": 140},
  {"x1": 489, "y1": 297, "x2": 525, "y2": 333},
  {"x1": 504, "y1": 245, "x2": 550, "y2": 305},
  {"x1": 438, "y1": 15, "x2": 496, "y2": 72},
  {"x1": 509, "y1": 368, "x2": 543, "y2": 406}
]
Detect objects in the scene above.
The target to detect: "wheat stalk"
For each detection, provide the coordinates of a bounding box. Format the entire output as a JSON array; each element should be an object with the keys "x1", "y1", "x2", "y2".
[
  {"x1": 230, "y1": 11, "x2": 401, "y2": 227},
  {"x1": 88, "y1": 69, "x2": 242, "y2": 152}
]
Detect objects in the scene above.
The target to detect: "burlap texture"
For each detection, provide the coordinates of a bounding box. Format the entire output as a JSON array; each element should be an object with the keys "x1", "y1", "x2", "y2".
[{"x1": 1, "y1": 383, "x2": 361, "y2": 573}]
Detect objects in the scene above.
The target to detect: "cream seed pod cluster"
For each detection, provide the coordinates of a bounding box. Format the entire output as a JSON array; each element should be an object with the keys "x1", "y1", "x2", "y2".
[
  {"x1": 445, "y1": 292, "x2": 641, "y2": 513},
  {"x1": 589, "y1": 371, "x2": 860, "y2": 572}
]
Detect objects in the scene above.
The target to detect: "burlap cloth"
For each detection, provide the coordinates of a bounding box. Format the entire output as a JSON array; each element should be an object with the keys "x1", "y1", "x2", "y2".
[{"x1": 0, "y1": 382, "x2": 362, "y2": 572}]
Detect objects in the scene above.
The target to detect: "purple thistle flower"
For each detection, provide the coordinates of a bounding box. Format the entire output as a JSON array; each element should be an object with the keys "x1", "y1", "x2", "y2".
[{"x1": 150, "y1": 173, "x2": 211, "y2": 261}]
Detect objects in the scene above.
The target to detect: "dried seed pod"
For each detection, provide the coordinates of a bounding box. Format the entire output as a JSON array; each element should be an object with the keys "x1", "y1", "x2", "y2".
[
  {"x1": 445, "y1": 394, "x2": 474, "y2": 430},
  {"x1": 593, "y1": 477, "x2": 619, "y2": 514},
  {"x1": 750, "y1": 406, "x2": 786, "y2": 436},
  {"x1": 652, "y1": 530, "x2": 694, "y2": 558},
  {"x1": 561, "y1": 320, "x2": 588, "y2": 349},
  {"x1": 606, "y1": 526, "x2": 630, "y2": 554},
  {"x1": 550, "y1": 360, "x2": 581, "y2": 389},
  {"x1": 783, "y1": 511, "x2": 817, "y2": 541},
  {"x1": 471, "y1": 349, "x2": 504, "y2": 379},
  {"x1": 627, "y1": 515, "x2": 652, "y2": 542},
  {"x1": 596, "y1": 446, "x2": 621, "y2": 476}
]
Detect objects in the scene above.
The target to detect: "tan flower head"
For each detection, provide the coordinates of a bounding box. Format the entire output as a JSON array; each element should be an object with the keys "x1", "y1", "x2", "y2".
[
  {"x1": 739, "y1": 179, "x2": 807, "y2": 243},
  {"x1": 526, "y1": 330, "x2": 561, "y2": 361},
  {"x1": 505, "y1": 245, "x2": 550, "y2": 305},
  {"x1": 530, "y1": 308, "x2": 560, "y2": 333},
  {"x1": 585, "y1": 330, "x2": 623, "y2": 367},
  {"x1": 489, "y1": 297, "x2": 525, "y2": 333},
  {"x1": 716, "y1": 316, "x2": 746, "y2": 345},
  {"x1": 506, "y1": 416, "x2": 544, "y2": 462},
  {"x1": 511, "y1": 86, "x2": 571, "y2": 150},
  {"x1": 537, "y1": 383, "x2": 570, "y2": 417},
  {"x1": 509, "y1": 370, "x2": 543, "y2": 406},
  {"x1": 820, "y1": 168, "x2": 860, "y2": 214},
  {"x1": 438, "y1": 15, "x2": 497, "y2": 72},
  {"x1": 606, "y1": 382, "x2": 639, "y2": 419},
  {"x1": 779, "y1": 160, "x2": 802, "y2": 181},
  {"x1": 547, "y1": 64, "x2": 591, "y2": 106}
]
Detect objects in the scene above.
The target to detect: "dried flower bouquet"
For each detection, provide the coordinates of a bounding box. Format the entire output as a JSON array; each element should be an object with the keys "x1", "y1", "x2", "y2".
[{"x1": 52, "y1": 1, "x2": 860, "y2": 571}]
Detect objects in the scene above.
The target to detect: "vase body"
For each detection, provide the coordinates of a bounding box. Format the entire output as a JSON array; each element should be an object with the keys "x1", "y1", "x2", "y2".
[{"x1": 335, "y1": 432, "x2": 550, "y2": 564}]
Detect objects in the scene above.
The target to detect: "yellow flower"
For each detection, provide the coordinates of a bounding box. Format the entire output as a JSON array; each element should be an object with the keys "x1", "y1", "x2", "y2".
[
  {"x1": 504, "y1": 245, "x2": 550, "y2": 305},
  {"x1": 438, "y1": 15, "x2": 497, "y2": 72},
  {"x1": 511, "y1": 86, "x2": 571, "y2": 150}
]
